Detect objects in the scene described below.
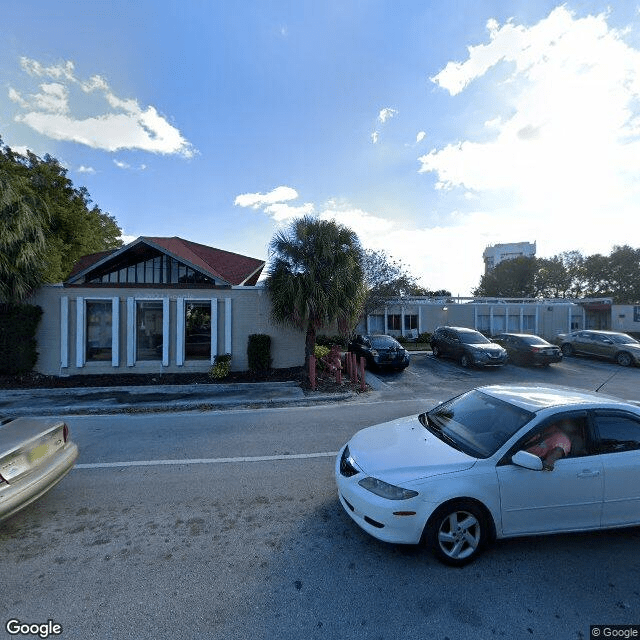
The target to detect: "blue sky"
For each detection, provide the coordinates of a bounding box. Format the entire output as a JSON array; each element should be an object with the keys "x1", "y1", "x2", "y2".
[{"x1": 3, "y1": 1, "x2": 640, "y2": 296}]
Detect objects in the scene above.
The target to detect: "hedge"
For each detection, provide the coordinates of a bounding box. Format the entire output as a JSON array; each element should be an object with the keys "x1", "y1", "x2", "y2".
[{"x1": 0, "y1": 303, "x2": 43, "y2": 375}]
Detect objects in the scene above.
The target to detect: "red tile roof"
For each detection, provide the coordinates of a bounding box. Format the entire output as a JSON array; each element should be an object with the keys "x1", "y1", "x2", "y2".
[{"x1": 66, "y1": 237, "x2": 265, "y2": 286}]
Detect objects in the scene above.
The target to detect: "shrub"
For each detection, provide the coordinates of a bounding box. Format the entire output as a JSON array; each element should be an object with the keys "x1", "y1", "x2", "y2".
[
  {"x1": 417, "y1": 332, "x2": 431, "y2": 343},
  {"x1": 316, "y1": 334, "x2": 348, "y2": 348},
  {"x1": 0, "y1": 303, "x2": 43, "y2": 375},
  {"x1": 208, "y1": 353, "x2": 232, "y2": 380},
  {"x1": 247, "y1": 334, "x2": 272, "y2": 376}
]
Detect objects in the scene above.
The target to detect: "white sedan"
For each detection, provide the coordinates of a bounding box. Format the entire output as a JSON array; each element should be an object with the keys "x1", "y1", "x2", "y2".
[{"x1": 336, "y1": 385, "x2": 640, "y2": 565}]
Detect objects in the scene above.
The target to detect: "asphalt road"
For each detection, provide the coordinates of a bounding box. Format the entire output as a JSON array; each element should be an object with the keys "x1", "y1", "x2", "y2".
[{"x1": 2, "y1": 355, "x2": 640, "y2": 640}]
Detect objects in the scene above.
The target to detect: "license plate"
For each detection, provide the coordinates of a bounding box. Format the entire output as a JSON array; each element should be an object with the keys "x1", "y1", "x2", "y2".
[{"x1": 28, "y1": 443, "x2": 51, "y2": 463}]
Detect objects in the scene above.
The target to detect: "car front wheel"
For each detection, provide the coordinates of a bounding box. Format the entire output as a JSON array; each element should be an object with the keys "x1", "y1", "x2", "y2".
[
  {"x1": 460, "y1": 354, "x2": 471, "y2": 368},
  {"x1": 426, "y1": 500, "x2": 489, "y2": 566},
  {"x1": 561, "y1": 343, "x2": 574, "y2": 356},
  {"x1": 432, "y1": 345, "x2": 441, "y2": 358},
  {"x1": 616, "y1": 351, "x2": 633, "y2": 367}
]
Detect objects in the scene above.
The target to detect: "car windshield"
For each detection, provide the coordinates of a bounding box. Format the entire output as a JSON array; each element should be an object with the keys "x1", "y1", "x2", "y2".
[
  {"x1": 421, "y1": 390, "x2": 534, "y2": 458},
  {"x1": 369, "y1": 336, "x2": 400, "y2": 348},
  {"x1": 520, "y1": 336, "x2": 548, "y2": 346},
  {"x1": 460, "y1": 332, "x2": 491, "y2": 345},
  {"x1": 609, "y1": 333, "x2": 638, "y2": 344}
]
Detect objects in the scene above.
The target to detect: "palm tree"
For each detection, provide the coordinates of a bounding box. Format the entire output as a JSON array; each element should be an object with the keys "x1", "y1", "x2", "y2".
[
  {"x1": 265, "y1": 216, "x2": 365, "y2": 373},
  {"x1": 0, "y1": 168, "x2": 48, "y2": 302}
]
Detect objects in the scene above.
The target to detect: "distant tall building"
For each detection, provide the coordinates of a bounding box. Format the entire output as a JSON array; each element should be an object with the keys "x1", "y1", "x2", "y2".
[{"x1": 483, "y1": 241, "x2": 536, "y2": 274}]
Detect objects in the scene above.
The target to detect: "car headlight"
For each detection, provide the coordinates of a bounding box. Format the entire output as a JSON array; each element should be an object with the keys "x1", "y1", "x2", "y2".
[
  {"x1": 358, "y1": 477, "x2": 418, "y2": 500},
  {"x1": 369, "y1": 349, "x2": 379, "y2": 356}
]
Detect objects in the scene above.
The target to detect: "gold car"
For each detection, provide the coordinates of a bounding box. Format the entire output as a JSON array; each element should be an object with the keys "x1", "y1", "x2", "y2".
[
  {"x1": 0, "y1": 416, "x2": 78, "y2": 522},
  {"x1": 557, "y1": 330, "x2": 640, "y2": 367}
]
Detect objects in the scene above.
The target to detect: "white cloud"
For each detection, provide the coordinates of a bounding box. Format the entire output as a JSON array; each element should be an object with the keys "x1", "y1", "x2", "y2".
[
  {"x1": 77, "y1": 165, "x2": 95, "y2": 174},
  {"x1": 371, "y1": 106, "x2": 398, "y2": 143},
  {"x1": 234, "y1": 186, "x2": 299, "y2": 209},
  {"x1": 9, "y1": 57, "x2": 195, "y2": 157},
  {"x1": 419, "y1": 6, "x2": 640, "y2": 278},
  {"x1": 378, "y1": 107, "x2": 398, "y2": 124},
  {"x1": 416, "y1": 131, "x2": 426, "y2": 143},
  {"x1": 234, "y1": 186, "x2": 313, "y2": 223}
]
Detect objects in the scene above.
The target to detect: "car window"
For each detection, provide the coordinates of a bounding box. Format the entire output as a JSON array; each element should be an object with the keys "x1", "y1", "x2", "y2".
[
  {"x1": 593, "y1": 412, "x2": 640, "y2": 454},
  {"x1": 610, "y1": 333, "x2": 638, "y2": 345},
  {"x1": 423, "y1": 389, "x2": 534, "y2": 458},
  {"x1": 459, "y1": 332, "x2": 491, "y2": 345},
  {"x1": 370, "y1": 336, "x2": 400, "y2": 348},
  {"x1": 521, "y1": 336, "x2": 547, "y2": 346}
]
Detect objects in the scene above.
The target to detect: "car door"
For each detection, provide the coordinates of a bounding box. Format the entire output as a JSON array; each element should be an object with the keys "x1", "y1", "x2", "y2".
[
  {"x1": 573, "y1": 331, "x2": 595, "y2": 356},
  {"x1": 495, "y1": 412, "x2": 603, "y2": 536},
  {"x1": 592, "y1": 410, "x2": 640, "y2": 528}
]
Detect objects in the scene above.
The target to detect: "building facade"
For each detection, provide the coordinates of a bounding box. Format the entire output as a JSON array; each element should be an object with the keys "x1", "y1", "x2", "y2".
[
  {"x1": 28, "y1": 236, "x2": 305, "y2": 377},
  {"x1": 357, "y1": 297, "x2": 639, "y2": 341},
  {"x1": 483, "y1": 242, "x2": 536, "y2": 273}
]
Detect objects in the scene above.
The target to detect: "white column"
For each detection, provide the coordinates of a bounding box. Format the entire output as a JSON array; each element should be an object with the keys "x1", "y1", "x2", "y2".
[
  {"x1": 127, "y1": 297, "x2": 135, "y2": 367},
  {"x1": 162, "y1": 297, "x2": 170, "y2": 367},
  {"x1": 111, "y1": 297, "x2": 119, "y2": 367},
  {"x1": 211, "y1": 298, "x2": 218, "y2": 362},
  {"x1": 224, "y1": 298, "x2": 232, "y2": 355},
  {"x1": 60, "y1": 297, "x2": 69, "y2": 369},
  {"x1": 176, "y1": 297, "x2": 185, "y2": 366},
  {"x1": 76, "y1": 297, "x2": 84, "y2": 368}
]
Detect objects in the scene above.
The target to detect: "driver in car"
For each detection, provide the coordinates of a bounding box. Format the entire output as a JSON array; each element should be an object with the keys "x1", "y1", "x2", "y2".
[{"x1": 525, "y1": 421, "x2": 573, "y2": 471}]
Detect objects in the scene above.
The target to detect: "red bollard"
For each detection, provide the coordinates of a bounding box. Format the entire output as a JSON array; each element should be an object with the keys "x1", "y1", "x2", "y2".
[
  {"x1": 359, "y1": 356, "x2": 366, "y2": 392},
  {"x1": 309, "y1": 355, "x2": 316, "y2": 391}
]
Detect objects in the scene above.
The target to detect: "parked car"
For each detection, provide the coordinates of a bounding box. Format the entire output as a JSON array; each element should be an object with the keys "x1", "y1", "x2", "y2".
[
  {"x1": 430, "y1": 326, "x2": 507, "y2": 368},
  {"x1": 556, "y1": 330, "x2": 640, "y2": 367},
  {"x1": 0, "y1": 416, "x2": 79, "y2": 522},
  {"x1": 493, "y1": 333, "x2": 562, "y2": 366},
  {"x1": 348, "y1": 334, "x2": 410, "y2": 371},
  {"x1": 336, "y1": 384, "x2": 640, "y2": 565}
]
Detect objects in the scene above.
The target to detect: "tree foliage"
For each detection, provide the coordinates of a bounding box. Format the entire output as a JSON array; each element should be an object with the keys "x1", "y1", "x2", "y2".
[
  {"x1": 0, "y1": 139, "x2": 122, "y2": 301},
  {"x1": 361, "y1": 249, "x2": 450, "y2": 314},
  {"x1": 264, "y1": 216, "x2": 366, "y2": 369},
  {"x1": 473, "y1": 246, "x2": 640, "y2": 303}
]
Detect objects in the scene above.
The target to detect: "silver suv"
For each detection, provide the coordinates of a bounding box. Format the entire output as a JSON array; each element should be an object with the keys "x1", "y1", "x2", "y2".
[{"x1": 557, "y1": 330, "x2": 640, "y2": 367}]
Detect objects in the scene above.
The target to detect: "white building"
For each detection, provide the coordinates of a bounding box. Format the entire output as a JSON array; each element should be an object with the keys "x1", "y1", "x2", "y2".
[{"x1": 483, "y1": 242, "x2": 536, "y2": 273}]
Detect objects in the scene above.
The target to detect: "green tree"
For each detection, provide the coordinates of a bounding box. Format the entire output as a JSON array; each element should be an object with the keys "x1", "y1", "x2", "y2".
[
  {"x1": 361, "y1": 249, "x2": 448, "y2": 315},
  {"x1": 0, "y1": 156, "x2": 49, "y2": 303},
  {"x1": 534, "y1": 256, "x2": 572, "y2": 298},
  {"x1": 0, "y1": 139, "x2": 122, "y2": 293},
  {"x1": 265, "y1": 216, "x2": 365, "y2": 373},
  {"x1": 24, "y1": 151, "x2": 122, "y2": 282},
  {"x1": 474, "y1": 256, "x2": 538, "y2": 298}
]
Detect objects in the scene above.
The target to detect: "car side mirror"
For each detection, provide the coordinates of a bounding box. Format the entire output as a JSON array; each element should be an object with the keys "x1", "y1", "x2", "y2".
[{"x1": 512, "y1": 450, "x2": 543, "y2": 471}]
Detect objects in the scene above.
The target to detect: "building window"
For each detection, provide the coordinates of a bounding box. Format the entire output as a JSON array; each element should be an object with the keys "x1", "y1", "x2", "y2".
[
  {"x1": 387, "y1": 315, "x2": 401, "y2": 331},
  {"x1": 86, "y1": 300, "x2": 112, "y2": 361},
  {"x1": 185, "y1": 301, "x2": 211, "y2": 360},
  {"x1": 368, "y1": 315, "x2": 384, "y2": 333},
  {"x1": 136, "y1": 301, "x2": 163, "y2": 361},
  {"x1": 404, "y1": 314, "x2": 418, "y2": 330}
]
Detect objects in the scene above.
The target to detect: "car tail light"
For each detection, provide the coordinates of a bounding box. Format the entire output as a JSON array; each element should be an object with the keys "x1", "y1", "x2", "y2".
[{"x1": 63, "y1": 424, "x2": 69, "y2": 443}]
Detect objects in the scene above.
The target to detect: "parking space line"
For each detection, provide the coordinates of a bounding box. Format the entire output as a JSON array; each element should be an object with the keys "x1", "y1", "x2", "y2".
[{"x1": 76, "y1": 451, "x2": 340, "y2": 470}]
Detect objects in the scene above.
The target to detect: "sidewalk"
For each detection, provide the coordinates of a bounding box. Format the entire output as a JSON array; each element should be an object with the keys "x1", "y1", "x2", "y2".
[{"x1": 0, "y1": 380, "x2": 365, "y2": 416}]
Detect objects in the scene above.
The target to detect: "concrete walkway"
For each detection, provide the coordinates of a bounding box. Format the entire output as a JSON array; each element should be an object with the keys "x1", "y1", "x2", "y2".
[{"x1": 0, "y1": 380, "x2": 365, "y2": 416}]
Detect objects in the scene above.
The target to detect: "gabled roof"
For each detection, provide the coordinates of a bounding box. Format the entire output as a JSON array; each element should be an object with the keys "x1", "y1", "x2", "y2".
[{"x1": 66, "y1": 236, "x2": 265, "y2": 286}]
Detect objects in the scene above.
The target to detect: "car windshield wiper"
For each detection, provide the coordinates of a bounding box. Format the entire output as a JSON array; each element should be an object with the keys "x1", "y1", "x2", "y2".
[{"x1": 420, "y1": 414, "x2": 463, "y2": 451}]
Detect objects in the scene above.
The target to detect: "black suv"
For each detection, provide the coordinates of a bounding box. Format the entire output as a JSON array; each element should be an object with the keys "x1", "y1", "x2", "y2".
[{"x1": 430, "y1": 326, "x2": 507, "y2": 368}]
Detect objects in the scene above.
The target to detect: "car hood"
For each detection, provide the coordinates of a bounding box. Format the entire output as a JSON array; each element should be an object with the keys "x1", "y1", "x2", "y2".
[
  {"x1": 347, "y1": 416, "x2": 477, "y2": 484},
  {"x1": 466, "y1": 343, "x2": 504, "y2": 354}
]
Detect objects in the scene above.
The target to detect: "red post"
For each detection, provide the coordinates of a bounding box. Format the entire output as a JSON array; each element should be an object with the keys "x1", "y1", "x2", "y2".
[
  {"x1": 309, "y1": 355, "x2": 316, "y2": 391},
  {"x1": 359, "y1": 356, "x2": 366, "y2": 392}
]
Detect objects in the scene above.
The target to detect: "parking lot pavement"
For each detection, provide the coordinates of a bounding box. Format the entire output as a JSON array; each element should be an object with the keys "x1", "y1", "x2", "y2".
[{"x1": 371, "y1": 352, "x2": 640, "y2": 403}]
